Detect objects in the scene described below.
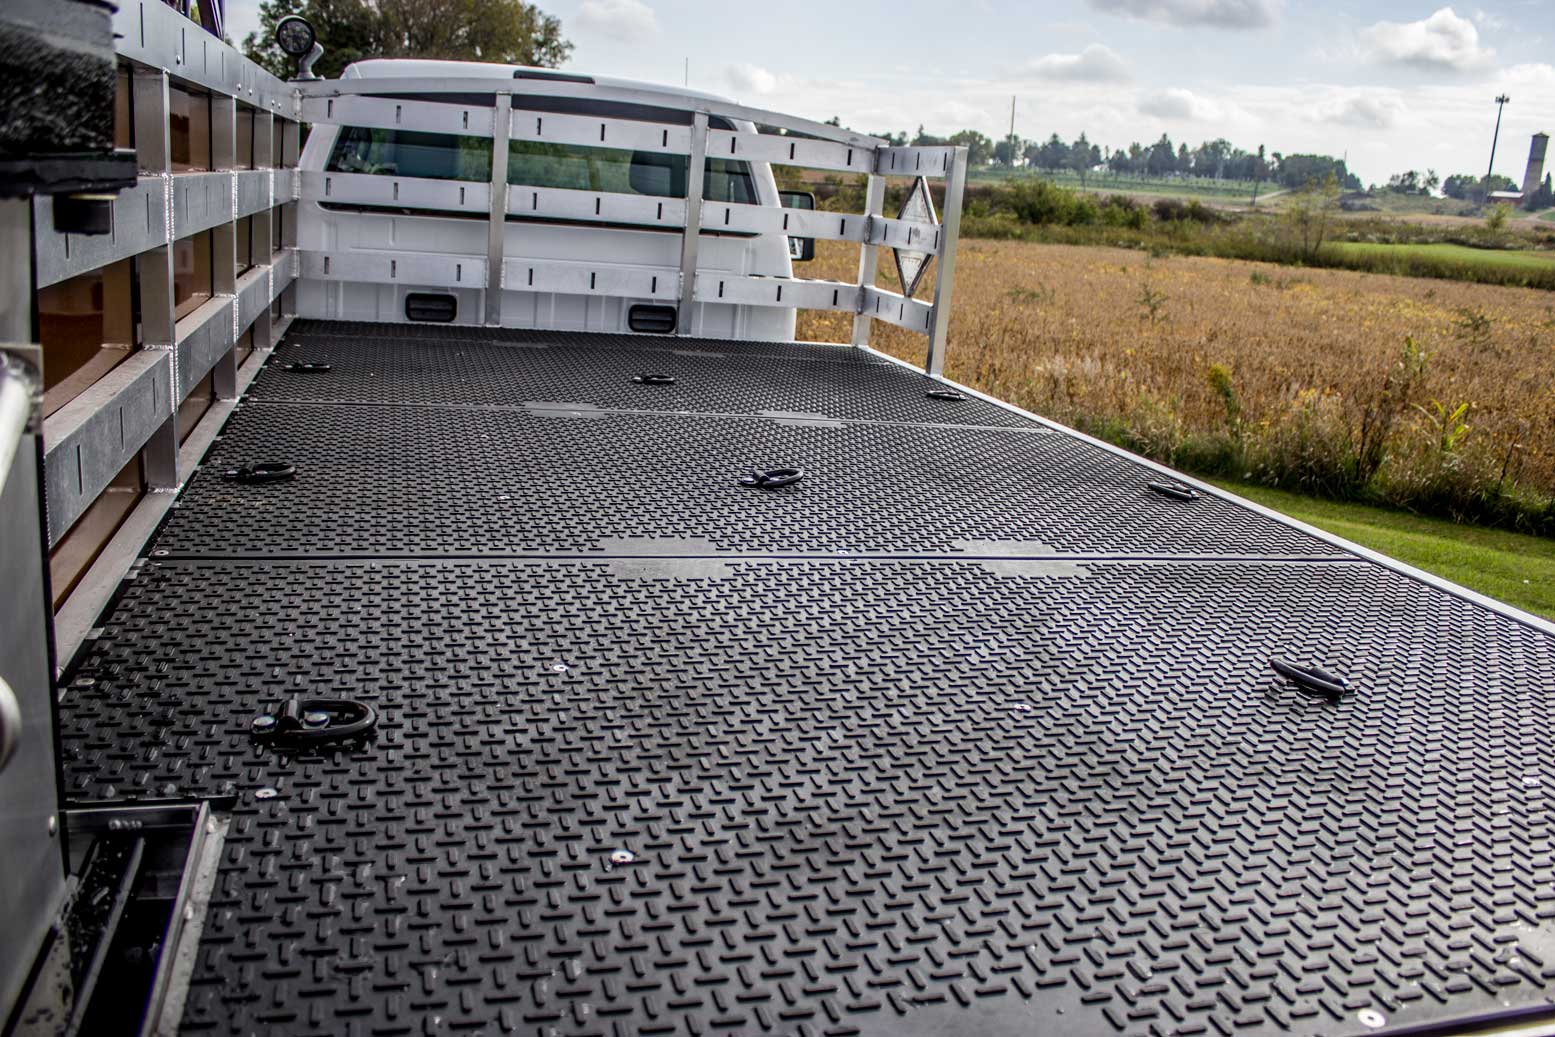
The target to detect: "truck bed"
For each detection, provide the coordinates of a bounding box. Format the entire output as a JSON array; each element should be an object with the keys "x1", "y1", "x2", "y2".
[{"x1": 58, "y1": 321, "x2": 1555, "y2": 1037}]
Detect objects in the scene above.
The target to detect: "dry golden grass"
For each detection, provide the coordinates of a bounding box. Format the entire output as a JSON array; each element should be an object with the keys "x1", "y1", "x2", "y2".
[{"x1": 797, "y1": 239, "x2": 1555, "y2": 527}]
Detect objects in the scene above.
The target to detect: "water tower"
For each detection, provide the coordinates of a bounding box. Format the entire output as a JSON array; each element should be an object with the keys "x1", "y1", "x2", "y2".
[{"x1": 1522, "y1": 132, "x2": 1549, "y2": 199}]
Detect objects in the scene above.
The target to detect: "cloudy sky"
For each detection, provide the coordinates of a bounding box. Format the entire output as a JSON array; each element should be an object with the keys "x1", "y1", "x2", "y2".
[{"x1": 227, "y1": 0, "x2": 1555, "y2": 186}]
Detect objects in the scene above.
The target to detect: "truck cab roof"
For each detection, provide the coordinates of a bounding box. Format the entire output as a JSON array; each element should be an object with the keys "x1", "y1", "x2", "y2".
[{"x1": 340, "y1": 57, "x2": 739, "y2": 107}]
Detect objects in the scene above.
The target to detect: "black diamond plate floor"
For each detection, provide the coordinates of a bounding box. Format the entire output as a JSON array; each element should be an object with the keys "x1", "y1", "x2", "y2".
[{"x1": 57, "y1": 322, "x2": 1555, "y2": 1037}]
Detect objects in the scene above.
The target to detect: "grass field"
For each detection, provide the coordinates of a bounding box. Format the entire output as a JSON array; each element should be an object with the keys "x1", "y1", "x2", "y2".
[
  {"x1": 1329, "y1": 241, "x2": 1555, "y2": 272},
  {"x1": 796, "y1": 238, "x2": 1555, "y2": 532},
  {"x1": 1211, "y1": 479, "x2": 1555, "y2": 619}
]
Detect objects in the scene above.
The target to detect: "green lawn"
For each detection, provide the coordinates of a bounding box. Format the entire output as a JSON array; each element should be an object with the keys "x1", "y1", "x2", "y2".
[
  {"x1": 1210, "y1": 480, "x2": 1555, "y2": 619},
  {"x1": 1328, "y1": 240, "x2": 1555, "y2": 272}
]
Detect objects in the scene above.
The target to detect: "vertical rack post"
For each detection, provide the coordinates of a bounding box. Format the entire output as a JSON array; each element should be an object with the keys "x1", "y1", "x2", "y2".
[
  {"x1": 676, "y1": 111, "x2": 708, "y2": 336},
  {"x1": 131, "y1": 68, "x2": 179, "y2": 487},
  {"x1": 850, "y1": 172, "x2": 885, "y2": 346},
  {"x1": 484, "y1": 93, "x2": 511, "y2": 327},
  {"x1": 210, "y1": 96, "x2": 238, "y2": 399},
  {"x1": 924, "y1": 147, "x2": 967, "y2": 377}
]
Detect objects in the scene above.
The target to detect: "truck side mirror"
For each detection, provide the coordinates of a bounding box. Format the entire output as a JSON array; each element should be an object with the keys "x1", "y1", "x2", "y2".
[{"x1": 779, "y1": 190, "x2": 816, "y2": 262}]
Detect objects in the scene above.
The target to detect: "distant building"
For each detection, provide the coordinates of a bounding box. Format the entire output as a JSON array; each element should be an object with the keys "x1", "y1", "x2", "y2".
[{"x1": 1521, "y1": 132, "x2": 1549, "y2": 201}]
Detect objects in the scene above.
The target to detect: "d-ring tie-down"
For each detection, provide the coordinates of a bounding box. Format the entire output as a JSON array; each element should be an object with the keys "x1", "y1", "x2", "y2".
[
  {"x1": 740, "y1": 467, "x2": 804, "y2": 489},
  {"x1": 1270, "y1": 659, "x2": 1351, "y2": 701},
  {"x1": 221, "y1": 462, "x2": 297, "y2": 484},
  {"x1": 252, "y1": 696, "x2": 379, "y2": 746}
]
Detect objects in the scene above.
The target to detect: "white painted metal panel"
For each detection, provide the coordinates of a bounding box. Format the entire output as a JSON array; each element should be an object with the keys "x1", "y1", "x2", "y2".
[
  {"x1": 509, "y1": 109, "x2": 691, "y2": 155},
  {"x1": 502, "y1": 257, "x2": 679, "y2": 300},
  {"x1": 302, "y1": 250, "x2": 487, "y2": 289},
  {"x1": 299, "y1": 76, "x2": 885, "y2": 151},
  {"x1": 507, "y1": 185, "x2": 685, "y2": 229},
  {"x1": 861, "y1": 286, "x2": 934, "y2": 332},
  {"x1": 875, "y1": 146, "x2": 959, "y2": 177},
  {"x1": 307, "y1": 171, "x2": 491, "y2": 215},
  {"x1": 693, "y1": 275, "x2": 858, "y2": 311},
  {"x1": 302, "y1": 95, "x2": 497, "y2": 137},
  {"x1": 707, "y1": 130, "x2": 870, "y2": 175},
  {"x1": 870, "y1": 214, "x2": 943, "y2": 252}
]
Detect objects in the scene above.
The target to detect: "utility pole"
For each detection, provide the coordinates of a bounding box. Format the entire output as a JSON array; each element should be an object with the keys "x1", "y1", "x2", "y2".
[
  {"x1": 684, "y1": 58, "x2": 689, "y2": 88},
  {"x1": 1487, "y1": 94, "x2": 1511, "y2": 185},
  {"x1": 1008, "y1": 96, "x2": 1017, "y2": 171}
]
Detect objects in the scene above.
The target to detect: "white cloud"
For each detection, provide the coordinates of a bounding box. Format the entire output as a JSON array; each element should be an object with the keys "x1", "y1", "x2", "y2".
[
  {"x1": 575, "y1": 0, "x2": 658, "y2": 42},
  {"x1": 1027, "y1": 44, "x2": 1131, "y2": 82},
  {"x1": 1314, "y1": 94, "x2": 1408, "y2": 130},
  {"x1": 1089, "y1": 0, "x2": 1279, "y2": 29},
  {"x1": 1362, "y1": 7, "x2": 1492, "y2": 71},
  {"x1": 1137, "y1": 87, "x2": 1223, "y2": 120},
  {"x1": 1503, "y1": 62, "x2": 1555, "y2": 86},
  {"x1": 725, "y1": 63, "x2": 778, "y2": 96},
  {"x1": 1471, "y1": 7, "x2": 1504, "y2": 30}
]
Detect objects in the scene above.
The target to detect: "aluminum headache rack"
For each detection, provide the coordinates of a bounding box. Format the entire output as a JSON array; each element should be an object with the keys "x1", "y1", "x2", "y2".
[{"x1": 295, "y1": 76, "x2": 966, "y2": 368}]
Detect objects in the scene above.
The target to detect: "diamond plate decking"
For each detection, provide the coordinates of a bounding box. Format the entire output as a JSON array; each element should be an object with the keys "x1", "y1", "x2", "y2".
[{"x1": 57, "y1": 322, "x2": 1555, "y2": 1037}]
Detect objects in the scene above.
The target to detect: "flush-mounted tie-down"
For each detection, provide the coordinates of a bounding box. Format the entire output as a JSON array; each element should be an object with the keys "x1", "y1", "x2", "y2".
[
  {"x1": 925, "y1": 388, "x2": 966, "y2": 402},
  {"x1": 251, "y1": 696, "x2": 379, "y2": 747},
  {"x1": 1270, "y1": 659, "x2": 1352, "y2": 702},
  {"x1": 1147, "y1": 479, "x2": 1200, "y2": 502},
  {"x1": 631, "y1": 374, "x2": 677, "y2": 385},
  {"x1": 221, "y1": 462, "x2": 296, "y2": 484},
  {"x1": 739, "y1": 467, "x2": 804, "y2": 489},
  {"x1": 282, "y1": 361, "x2": 332, "y2": 373}
]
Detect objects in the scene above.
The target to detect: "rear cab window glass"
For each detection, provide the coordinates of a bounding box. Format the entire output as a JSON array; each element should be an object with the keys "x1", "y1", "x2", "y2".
[{"x1": 327, "y1": 122, "x2": 757, "y2": 206}]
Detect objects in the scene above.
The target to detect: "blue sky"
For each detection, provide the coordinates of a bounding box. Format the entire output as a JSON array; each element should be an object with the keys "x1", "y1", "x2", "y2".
[{"x1": 227, "y1": 0, "x2": 1555, "y2": 186}]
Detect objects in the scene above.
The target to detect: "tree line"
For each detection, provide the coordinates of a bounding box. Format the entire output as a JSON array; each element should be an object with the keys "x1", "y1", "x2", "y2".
[{"x1": 865, "y1": 127, "x2": 1361, "y2": 192}]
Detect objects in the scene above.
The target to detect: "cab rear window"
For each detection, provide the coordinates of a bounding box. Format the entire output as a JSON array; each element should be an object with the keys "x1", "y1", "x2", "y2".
[{"x1": 326, "y1": 128, "x2": 755, "y2": 204}]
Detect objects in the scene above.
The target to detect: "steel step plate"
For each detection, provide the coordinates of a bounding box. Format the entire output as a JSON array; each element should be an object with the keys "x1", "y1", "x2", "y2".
[
  {"x1": 156, "y1": 401, "x2": 1340, "y2": 558},
  {"x1": 252, "y1": 330, "x2": 1042, "y2": 429},
  {"x1": 59, "y1": 558, "x2": 1555, "y2": 1037},
  {"x1": 55, "y1": 321, "x2": 1555, "y2": 1037}
]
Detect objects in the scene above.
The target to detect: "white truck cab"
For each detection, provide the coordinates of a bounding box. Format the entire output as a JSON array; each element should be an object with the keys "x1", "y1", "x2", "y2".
[{"x1": 298, "y1": 59, "x2": 798, "y2": 340}]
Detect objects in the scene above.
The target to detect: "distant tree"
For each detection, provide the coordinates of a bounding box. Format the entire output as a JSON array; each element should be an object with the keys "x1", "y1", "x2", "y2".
[
  {"x1": 1146, "y1": 134, "x2": 1175, "y2": 176},
  {"x1": 1387, "y1": 170, "x2": 1430, "y2": 195},
  {"x1": 1195, "y1": 138, "x2": 1232, "y2": 179},
  {"x1": 1176, "y1": 142, "x2": 1191, "y2": 175},
  {"x1": 1250, "y1": 144, "x2": 1267, "y2": 205},
  {"x1": 1284, "y1": 172, "x2": 1341, "y2": 260},
  {"x1": 946, "y1": 129, "x2": 994, "y2": 166},
  {"x1": 911, "y1": 125, "x2": 948, "y2": 148},
  {"x1": 245, "y1": 0, "x2": 571, "y2": 80},
  {"x1": 1276, "y1": 154, "x2": 1361, "y2": 191},
  {"x1": 1442, "y1": 174, "x2": 1477, "y2": 200},
  {"x1": 871, "y1": 130, "x2": 908, "y2": 147},
  {"x1": 1070, "y1": 132, "x2": 1099, "y2": 187},
  {"x1": 992, "y1": 135, "x2": 1024, "y2": 167}
]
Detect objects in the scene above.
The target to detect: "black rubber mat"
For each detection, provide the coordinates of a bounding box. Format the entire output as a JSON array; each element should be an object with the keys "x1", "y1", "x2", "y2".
[
  {"x1": 252, "y1": 334, "x2": 1042, "y2": 429},
  {"x1": 156, "y1": 401, "x2": 1341, "y2": 558},
  {"x1": 60, "y1": 558, "x2": 1555, "y2": 1037}
]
